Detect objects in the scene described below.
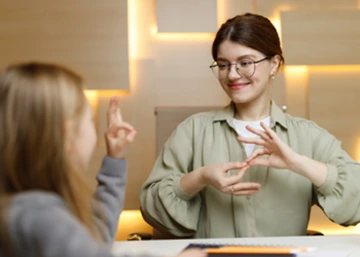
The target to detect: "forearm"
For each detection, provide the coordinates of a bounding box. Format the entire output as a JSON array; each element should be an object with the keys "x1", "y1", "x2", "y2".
[
  {"x1": 180, "y1": 167, "x2": 207, "y2": 195},
  {"x1": 291, "y1": 154, "x2": 328, "y2": 187}
]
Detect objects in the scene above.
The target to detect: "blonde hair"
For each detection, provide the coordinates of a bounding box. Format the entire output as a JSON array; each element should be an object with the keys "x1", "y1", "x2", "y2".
[{"x1": 0, "y1": 62, "x2": 101, "y2": 243}]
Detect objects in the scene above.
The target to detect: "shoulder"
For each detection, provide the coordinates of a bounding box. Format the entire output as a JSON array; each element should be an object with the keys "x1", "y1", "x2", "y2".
[
  {"x1": 178, "y1": 109, "x2": 224, "y2": 129},
  {"x1": 284, "y1": 113, "x2": 331, "y2": 135},
  {"x1": 8, "y1": 191, "x2": 70, "y2": 241},
  {"x1": 9, "y1": 191, "x2": 65, "y2": 215}
]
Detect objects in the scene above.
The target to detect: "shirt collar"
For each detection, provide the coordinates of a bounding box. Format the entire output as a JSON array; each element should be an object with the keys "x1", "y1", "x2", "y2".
[{"x1": 213, "y1": 101, "x2": 287, "y2": 129}]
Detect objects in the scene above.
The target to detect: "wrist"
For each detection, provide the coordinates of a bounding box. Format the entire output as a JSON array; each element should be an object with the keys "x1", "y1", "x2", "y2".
[{"x1": 288, "y1": 153, "x2": 306, "y2": 174}]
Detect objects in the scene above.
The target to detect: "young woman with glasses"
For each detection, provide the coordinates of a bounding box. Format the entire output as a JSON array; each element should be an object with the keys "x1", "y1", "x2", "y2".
[{"x1": 140, "y1": 13, "x2": 360, "y2": 238}]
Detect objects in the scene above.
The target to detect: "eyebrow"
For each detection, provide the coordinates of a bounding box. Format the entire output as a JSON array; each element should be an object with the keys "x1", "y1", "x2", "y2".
[{"x1": 217, "y1": 55, "x2": 257, "y2": 61}]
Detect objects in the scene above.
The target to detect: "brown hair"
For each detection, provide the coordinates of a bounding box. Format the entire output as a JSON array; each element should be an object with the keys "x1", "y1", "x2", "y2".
[
  {"x1": 212, "y1": 13, "x2": 285, "y2": 68},
  {"x1": 0, "y1": 62, "x2": 102, "y2": 248}
]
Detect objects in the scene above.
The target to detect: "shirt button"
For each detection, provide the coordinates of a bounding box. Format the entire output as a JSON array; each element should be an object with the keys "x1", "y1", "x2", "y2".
[{"x1": 246, "y1": 196, "x2": 251, "y2": 200}]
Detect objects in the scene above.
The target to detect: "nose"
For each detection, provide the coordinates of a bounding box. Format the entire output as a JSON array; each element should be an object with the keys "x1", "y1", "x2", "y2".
[{"x1": 227, "y1": 64, "x2": 241, "y2": 80}]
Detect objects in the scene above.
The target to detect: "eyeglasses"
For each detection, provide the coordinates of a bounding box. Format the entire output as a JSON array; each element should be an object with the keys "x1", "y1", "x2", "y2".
[{"x1": 209, "y1": 57, "x2": 270, "y2": 80}]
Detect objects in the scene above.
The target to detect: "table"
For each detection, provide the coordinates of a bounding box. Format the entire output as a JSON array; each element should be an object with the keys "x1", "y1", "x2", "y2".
[{"x1": 112, "y1": 235, "x2": 360, "y2": 256}]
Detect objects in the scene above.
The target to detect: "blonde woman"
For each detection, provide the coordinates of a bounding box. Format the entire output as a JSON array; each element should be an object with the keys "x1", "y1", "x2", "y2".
[{"x1": 0, "y1": 62, "x2": 205, "y2": 257}]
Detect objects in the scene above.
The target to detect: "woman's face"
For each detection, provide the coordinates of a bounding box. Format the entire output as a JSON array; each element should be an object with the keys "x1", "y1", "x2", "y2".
[{"x1": 216, "y1": 40, "x2": 279, "y2": 105}]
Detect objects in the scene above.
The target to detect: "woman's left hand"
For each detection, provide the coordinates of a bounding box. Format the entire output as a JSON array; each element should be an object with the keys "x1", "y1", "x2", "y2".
[
  {"x1": 237, "y1": 122, "x2": 299, "y2": 170},
  {"x1": 105, "y1": 97, "x2": 137, "y2": 159}
]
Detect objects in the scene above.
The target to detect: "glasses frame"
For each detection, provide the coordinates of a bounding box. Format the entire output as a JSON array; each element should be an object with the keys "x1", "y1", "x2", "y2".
[{"x1": 209, "y1": 56, "x2": 270, "y2": 80}]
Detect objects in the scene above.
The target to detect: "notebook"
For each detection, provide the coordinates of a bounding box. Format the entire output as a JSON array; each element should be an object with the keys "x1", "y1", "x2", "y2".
[{"x1": 184, "y1": 243, "x2": 316, "y2": 257}]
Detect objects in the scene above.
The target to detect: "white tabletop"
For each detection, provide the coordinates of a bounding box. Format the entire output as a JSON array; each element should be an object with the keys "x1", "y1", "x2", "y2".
[{"x1": 112, "y1": 235, "x2": 360, "y2": 257}]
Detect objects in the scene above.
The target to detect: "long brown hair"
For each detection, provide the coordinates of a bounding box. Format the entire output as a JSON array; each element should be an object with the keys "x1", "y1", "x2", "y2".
[
  {"x1": 0, "y1": 62, "x2": 101, "y2": 246},
  {"x1": 212, "y1": 13, "x2": 285, "y2": 68}
]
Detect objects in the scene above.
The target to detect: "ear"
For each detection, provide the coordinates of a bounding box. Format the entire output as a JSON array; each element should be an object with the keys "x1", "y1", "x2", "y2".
[{"x1": 269, "y1": 55, "x2": 281, "y2": 76}]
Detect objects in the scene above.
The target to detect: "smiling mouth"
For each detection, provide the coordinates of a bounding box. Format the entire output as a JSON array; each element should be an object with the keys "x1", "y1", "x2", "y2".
[{"x1": 228, "y1": 82, "x2": 250, "y2": 90}]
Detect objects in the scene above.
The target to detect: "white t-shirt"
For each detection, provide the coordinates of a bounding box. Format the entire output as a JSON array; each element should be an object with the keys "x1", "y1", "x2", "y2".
[{"x1": 232, "y1": 116, "x2": 271, "y2": 157}]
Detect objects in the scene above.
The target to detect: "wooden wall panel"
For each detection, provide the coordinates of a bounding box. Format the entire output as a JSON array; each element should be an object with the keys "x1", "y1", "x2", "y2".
[
  {"x1": 217, "y1": 0, "x2": 255, "y2": 25},
  {"x1": 0, "y1": 0, "x2": 129, "y2": 90},
  {"x1": 308, "y1": 68, "x2": 360, "y2": 160},
  {"x1": 281, "y1": 10, "x2": 360, "y2": 65},
  {"x1": 156, "y1": 0, "x2": 217, "y2": 32}
]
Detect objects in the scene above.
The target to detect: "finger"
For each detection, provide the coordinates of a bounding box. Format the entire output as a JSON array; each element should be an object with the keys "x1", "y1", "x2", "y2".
[
  {"x1": 245, "y1": 125, "x2": 271, "y2": 141},
  {"x1": 232, "y1": 189, "x2": 260, "y2": 196},
  {"x1": 222, "y1": 161, "x2": 248, "y2": 171},
  {"x1": 260, "y1": 122, "x2": 277, "y2": 139},
  {"x1": 233, "y1": 182, "x2": 261, "y2": 191},
  {"x1": 248, "y1": 158, "x2": 270, "y2": 167},
  {"x1": 223, "y1": 165, "x2": 250, "y2": 186},
  {"x1": 107, "y1": 97, "x2": 122, "y2": 126},
  {"x1": 245, "y1": 148, "x2": 268, "y2": 162},
  {"x1": 106, "y1": 122, "x2": 135, "y2": 136},
  {"x1": 237, "y1": 137, "x2": 266, "y2": 146},
  {"x1": 125, "y1": 129, "x2": 137, "y2": 143}
]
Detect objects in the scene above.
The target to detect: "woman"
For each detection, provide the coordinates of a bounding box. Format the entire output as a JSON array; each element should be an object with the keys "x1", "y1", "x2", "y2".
[
  {"x1": 0, "y1": 62, "x2": 205, "y2": 257},
  {"x1": 140, "y1": 13, "x2": 360, "y2": 238}
]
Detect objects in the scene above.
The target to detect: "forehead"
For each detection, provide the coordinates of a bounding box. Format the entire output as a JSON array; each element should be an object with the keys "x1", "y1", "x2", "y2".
[{"x1": 217, "y1": 40, "x2": 263, "y2": 61}]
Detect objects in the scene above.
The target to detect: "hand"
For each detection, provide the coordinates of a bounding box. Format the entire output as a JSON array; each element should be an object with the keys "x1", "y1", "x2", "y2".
[
  {"x1": 237, "y1": 122, "x2": 299, "y2": 170},
  {"x1": 174, "y1": 248, "x2": 207, "y2": 257},
  {"x1": 105, "y1": 97, "x2": 136, "y2": 159},
  {"x1": 200, "y1": 162, "x2": 261, "y2": 196}
]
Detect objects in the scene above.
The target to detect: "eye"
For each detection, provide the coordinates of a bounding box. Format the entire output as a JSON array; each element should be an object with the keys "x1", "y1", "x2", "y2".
[
  {"x1": 239, "y1": 60, "x2": 253, "y2": 67},
  {"x1": 217, "y1": 63, "x2": 229, "y2": 70}
]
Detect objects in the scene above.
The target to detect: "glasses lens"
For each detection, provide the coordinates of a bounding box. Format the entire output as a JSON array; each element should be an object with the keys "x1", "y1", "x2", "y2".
[
  {"x1": 236, "y1": 59, "x2": 255, "y2": 77},
  {"x1": 211, "y1": 62, "x2": 228, "y2": 80}
]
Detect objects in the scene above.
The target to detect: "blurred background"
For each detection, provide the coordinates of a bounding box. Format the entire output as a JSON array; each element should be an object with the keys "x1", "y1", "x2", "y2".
[{"x1": 1, "y1": 0, "x2": 360, "y2": 239}]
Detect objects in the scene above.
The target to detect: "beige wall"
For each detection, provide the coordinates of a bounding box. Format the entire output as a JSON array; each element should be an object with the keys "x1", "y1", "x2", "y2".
[{"x1": 2, "y1": 0, "x2": 360, "y2": 237}]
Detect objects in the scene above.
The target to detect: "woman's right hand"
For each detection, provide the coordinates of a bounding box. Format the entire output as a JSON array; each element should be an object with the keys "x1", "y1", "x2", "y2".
[
  {"x1": 199, "y1": 162, "x2": 261, "y2": 196},
  {"x1": 181, "y1": 162, "x2": 261, "y2": 196}
]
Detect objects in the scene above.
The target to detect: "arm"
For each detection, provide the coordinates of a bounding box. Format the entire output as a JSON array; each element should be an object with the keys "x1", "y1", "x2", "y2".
[
  {"x1": 94, "y1": 97, "x2": 136, "y2": 241},
  {"x1": 238, "y1": 121, "x2": 360, "y2": 226},
  {"x1": 94, "y1": 157, "x2": 127, "y2": 242},
  {"x1": 309, "y1": 125, "x2": 360, "y2": 226},
  {"x1": 140, "y1": 119, "x2": 201, "y2": 237}
]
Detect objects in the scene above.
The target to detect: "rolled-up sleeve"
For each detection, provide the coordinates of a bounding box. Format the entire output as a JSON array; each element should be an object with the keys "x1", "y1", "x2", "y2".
[{"x1": 311, "y1": 124, "x2": 360, "y2": 225}]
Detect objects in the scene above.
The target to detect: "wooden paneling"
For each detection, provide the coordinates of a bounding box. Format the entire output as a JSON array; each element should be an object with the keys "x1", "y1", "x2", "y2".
[
  {"x1": 0, "y1": 0, "x2": 129, "y2": 90},
  {"x1": 217, "y1": 0, "x2": 255, "y2": 25},
  {"x1": 308, "y1": 68, "x2": 360, "y2": 159},
  {"x1": 281, "y1": 10, "x2": 360, "y2": 65},
  {"x1": 156, "y1": 0, "x2": 217, "y2": 32}
]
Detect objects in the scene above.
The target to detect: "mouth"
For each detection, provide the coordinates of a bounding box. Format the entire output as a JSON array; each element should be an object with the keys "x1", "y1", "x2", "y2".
[{"x1": 227, "y1": 82, "x2": 250, "y2": 90}]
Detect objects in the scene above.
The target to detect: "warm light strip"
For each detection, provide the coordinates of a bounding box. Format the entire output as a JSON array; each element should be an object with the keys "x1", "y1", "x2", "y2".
[
  {"x1": 308, "y1": 65, "x2": 360, "y2": 72},
  {"x1": 269, "y1": 16, "x2": 282, "y2": 42},
  {"x1": 356, "y1": 135, "x2": 360, "y2": 162},
  {"x1": 217, "y1": 0, "x2": 227, "y2": 27}
]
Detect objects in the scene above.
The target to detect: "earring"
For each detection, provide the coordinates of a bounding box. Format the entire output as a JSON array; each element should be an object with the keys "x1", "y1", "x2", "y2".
[{"x1": 270, "y1": 73, "x2": 275, "y2": 80}]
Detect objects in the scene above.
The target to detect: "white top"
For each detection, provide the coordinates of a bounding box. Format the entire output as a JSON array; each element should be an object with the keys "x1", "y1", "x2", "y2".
[{"x1": 232, "y1": 116, "x2": 271, "y2": 157}]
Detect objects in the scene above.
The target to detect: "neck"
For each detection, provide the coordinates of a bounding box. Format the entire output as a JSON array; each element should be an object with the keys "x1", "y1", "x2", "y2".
[{"x1": 233, "y1": 99, "x2": 271, "y2": 121}]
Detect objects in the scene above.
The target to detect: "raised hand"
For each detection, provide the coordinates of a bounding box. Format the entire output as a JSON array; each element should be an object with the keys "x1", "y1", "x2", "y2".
[
  {"x1": 200, "y1": 162, "x2": 261, "y2": 196},
  {"x1": 105, "y1": 97, "x2": 136, "y2": 159},
  {"x1": 237, "y1": 122, "x2": 299, "y2": 170}
]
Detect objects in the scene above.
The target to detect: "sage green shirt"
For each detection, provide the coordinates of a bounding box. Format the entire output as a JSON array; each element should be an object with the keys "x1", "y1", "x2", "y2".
[{"x1": 140, "y1": 102, "x2": 360, "y2": 238}]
